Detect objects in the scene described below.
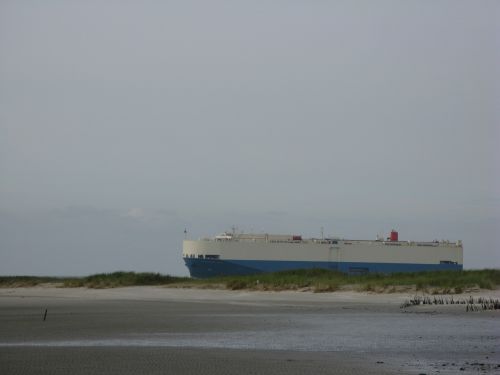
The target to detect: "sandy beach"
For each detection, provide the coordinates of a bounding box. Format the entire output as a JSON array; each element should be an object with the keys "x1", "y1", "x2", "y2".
[{"x1": 1, "y1": 287, "x2": 499, "y2": 374}]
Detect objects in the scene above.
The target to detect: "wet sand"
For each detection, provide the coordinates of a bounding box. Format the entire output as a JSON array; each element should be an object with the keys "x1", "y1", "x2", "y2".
[{"x1": 0, "y1": 287, "x2": 499, "y2": 374}]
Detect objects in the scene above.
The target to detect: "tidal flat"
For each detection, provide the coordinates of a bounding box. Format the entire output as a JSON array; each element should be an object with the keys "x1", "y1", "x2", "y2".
[{"x1": 0, "y1": 287, "x2": 499, "y2": 374}]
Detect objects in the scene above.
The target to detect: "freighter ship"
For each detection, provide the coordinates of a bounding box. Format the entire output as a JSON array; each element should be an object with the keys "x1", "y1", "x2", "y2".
[{"x1": 182, "y1": 230, "x2": 463, "y2": 278}]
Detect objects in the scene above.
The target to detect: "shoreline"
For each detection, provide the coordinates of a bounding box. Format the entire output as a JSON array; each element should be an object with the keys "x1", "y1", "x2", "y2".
[
  {"x1": 1, "y1": 284, "x2": 498, "y2": 301},
  {"x1": 1, "y1": 286, "x2": 499, "y2": 374},
  {"x1": 2, "y1": 285, "x2": 499, "y2": 317}
]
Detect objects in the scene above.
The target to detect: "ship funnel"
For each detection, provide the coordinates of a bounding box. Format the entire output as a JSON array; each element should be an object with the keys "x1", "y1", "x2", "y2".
[{"x1": 390, "y1": 230, "x2": 398, "y2": 242}]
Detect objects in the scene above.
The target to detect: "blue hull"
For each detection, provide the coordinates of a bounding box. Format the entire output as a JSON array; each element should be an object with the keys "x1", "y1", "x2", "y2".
[{"x1": 183, "y1": 258, "x2": 463, "y2": 278}]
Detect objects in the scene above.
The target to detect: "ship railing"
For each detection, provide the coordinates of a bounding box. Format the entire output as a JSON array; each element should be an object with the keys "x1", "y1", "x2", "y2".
[{"x1": 195, "y1": 238, "x2": 461, "y2": 247}]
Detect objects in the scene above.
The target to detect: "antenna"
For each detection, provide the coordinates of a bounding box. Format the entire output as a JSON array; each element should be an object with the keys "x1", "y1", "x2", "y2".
[
  {"x1": 184, "y1": 228, "x2": 187, "y2": 239},
  {"x1": 321, "y1": 227, "x2": 324, "y2": 240}
]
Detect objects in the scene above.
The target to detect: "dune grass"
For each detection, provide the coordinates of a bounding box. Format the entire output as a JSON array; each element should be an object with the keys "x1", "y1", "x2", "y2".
[
  {"x1": 0, "y1": 272, "x2": 189, "y2": 289},
  {"x1": 63, "y1": 272, "x2": 190, "y2": 288},
  {"x1": 0, "y1": 276, "x2": 64, "y2": 287},
  {"x1": 204, "y1": 268, "x2": 500, "y2": 293},
  {"x1": 0, "y1": 269, "x2": 499, "y2": 293},
  {"x1": 190, "y1": 269, "x2": 500, "y2": 293}
]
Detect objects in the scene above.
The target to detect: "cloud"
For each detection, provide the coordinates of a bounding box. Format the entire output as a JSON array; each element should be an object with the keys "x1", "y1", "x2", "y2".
[
  {"x1": 123, "y1": 208, "x2": 146, "y2": 220},
  {"x1": 122, "y1": 208, "x2": 181, "y2": 222},
  {"x1": 52, "y1": 205, "x2": 114, "y2": 219}
]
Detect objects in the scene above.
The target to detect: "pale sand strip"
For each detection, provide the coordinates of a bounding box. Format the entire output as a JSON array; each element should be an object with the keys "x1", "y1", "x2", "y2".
[{"x1": 1, "y1": 285, "x2": 498, "y2": 303}]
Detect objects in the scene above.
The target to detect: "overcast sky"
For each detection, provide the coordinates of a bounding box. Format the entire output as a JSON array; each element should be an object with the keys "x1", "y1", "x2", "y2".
[{"x1": 1, "y1": 0, "x2": 499, "y2": 276}]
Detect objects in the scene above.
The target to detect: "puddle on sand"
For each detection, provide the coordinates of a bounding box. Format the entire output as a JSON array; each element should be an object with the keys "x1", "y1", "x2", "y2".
[{"x1": 1, "y1": 312, "x2": 498, "y2": 354}]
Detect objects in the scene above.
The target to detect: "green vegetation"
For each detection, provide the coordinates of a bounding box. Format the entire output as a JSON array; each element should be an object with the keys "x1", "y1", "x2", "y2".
[
  {"x1": 0, "y1": 272, "x2": 190, "y2": 289},
  {"x1": 0, "y1": 269, "x2": 499, "y2": 293},
  {"x1": 0, "y1": 276, "x2": 63, "y2": 287},
  {"x1": 204, "y1": 268, "x2": 500, "y2": 293},
  {"x1": 63, "y1": 272, "x2": 190, "y2": 288}
]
